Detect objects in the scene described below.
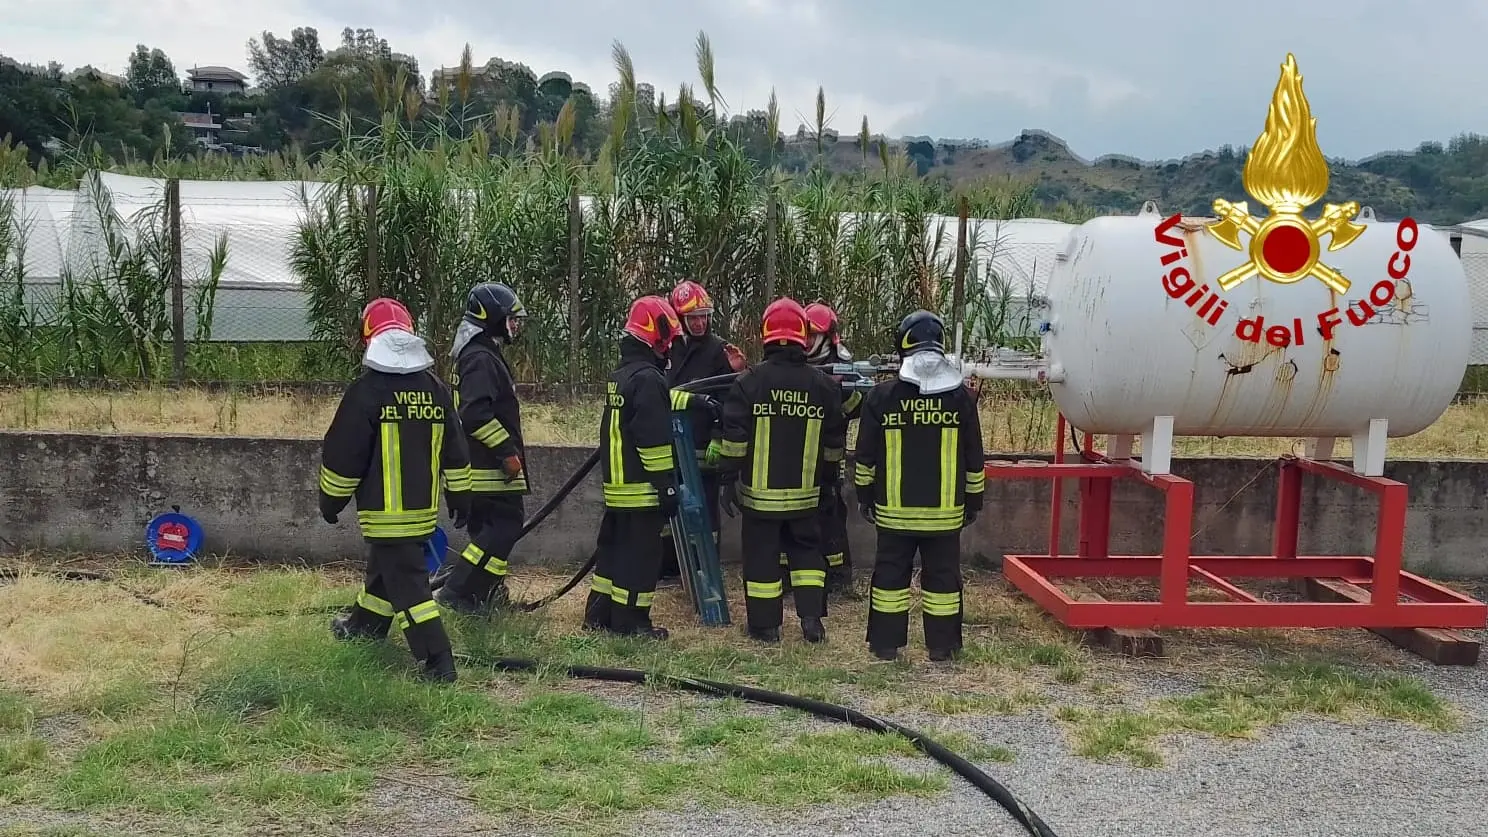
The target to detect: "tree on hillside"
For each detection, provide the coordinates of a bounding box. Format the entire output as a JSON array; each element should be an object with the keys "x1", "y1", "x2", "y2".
[
  {"x1": 246, "y1": 27, "x2": 325, "y2": 88},
  {"x1": 338, "y1": 28, "x2": 392, "y2": 61},
  {"x1": 125, "y1": 45, "x2": 180, "y2": 105}
]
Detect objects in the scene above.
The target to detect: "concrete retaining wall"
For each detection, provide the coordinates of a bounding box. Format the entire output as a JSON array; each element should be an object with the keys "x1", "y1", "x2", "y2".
[{"x1": 2, "y1": 430, "x2": 1485, "y2": 577}]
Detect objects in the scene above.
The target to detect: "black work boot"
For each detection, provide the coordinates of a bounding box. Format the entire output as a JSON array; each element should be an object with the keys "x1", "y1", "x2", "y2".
[
  {"x1": 801, "y1": 618, "x2": 826, "y2": 644},
  {"x1": 433, "y1": 585, "x2": 484, "y2": 615},
  {"x1": 582, "y1": 592, "x2": 611, "y2": 631},
  {"x1": 748, "y1": 626, "x2": 782, "y2": 644},
  {"x1": 330, "y1": 610, "x2": 387, "y2": 642},
  {"x1": 871, "y1": 646, "x2": 900, "y2": 662},
  {"x1": 624, "y1": 624, "x2": 671, "y2": 640},
  {"x1": 927, "y1": 646, "x2": 961, "y2": 663},
  {"x1": 420, "y1": 650, "x2": 457, "y2": 684}
]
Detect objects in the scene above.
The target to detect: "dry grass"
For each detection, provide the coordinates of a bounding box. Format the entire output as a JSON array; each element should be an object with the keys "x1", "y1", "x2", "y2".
[{"x1": 6, "y1": 385, "x2": 1488, "y2": 457}]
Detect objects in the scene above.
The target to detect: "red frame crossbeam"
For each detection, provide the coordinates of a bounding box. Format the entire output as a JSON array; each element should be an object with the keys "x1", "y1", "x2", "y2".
[{"x1": 989, "y1": 415, "x2": 1487, "y2": 631}]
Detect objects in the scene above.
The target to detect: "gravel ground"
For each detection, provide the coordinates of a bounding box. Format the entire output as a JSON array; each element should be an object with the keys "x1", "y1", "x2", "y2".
[{"x1": 639, "y1": 633, "x2": 1488, "y2": 837}]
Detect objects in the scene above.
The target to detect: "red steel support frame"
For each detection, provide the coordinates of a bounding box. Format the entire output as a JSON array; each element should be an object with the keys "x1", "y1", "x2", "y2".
[{"x1": 994, "y1": 416, "x2": 1488, "y2": 630}]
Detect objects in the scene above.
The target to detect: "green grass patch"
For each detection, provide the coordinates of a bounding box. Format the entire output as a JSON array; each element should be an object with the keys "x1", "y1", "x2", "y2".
[{"x1": 1054, "y1": 660, "x2": 1458, "y2": 767}]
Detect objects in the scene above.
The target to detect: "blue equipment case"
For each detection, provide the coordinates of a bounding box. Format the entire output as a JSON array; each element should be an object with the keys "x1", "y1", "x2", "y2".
[{"x1": 669, "y1": 410, "x2": 732, "y2": 627}]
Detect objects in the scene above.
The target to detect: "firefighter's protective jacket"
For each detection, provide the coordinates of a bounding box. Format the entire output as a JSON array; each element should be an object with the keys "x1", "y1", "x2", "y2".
[
  {"x1": 666, "y1": 332, "x2": 735, "y2": 456},
  {"x1": 452, "y1": 333, "x2": 527, "y2": 495},
  {"x1": 853, "y1": 378, "x2": 985, "y2": 533},
  {"x1": 319, "y1": 368, "x2": 473, "y2": 541},
  {"x1": 717, "y1": 345, "x2": 847, "y2": 518},
  {"x1": 601, "y1": 338, "x2": 699, "y2": 510}
]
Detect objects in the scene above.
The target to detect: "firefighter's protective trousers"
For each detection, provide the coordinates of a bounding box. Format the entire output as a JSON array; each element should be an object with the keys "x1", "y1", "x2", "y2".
[
  {"x1": 584, "y1": 509, "x2": 666, "y2": 634},
  {"x1": 444, "y1": 495, "x2": 524, "y2": 599},
  {"x1": 341, "y1": 541, "x2": 452, "y2": 661},
  {"x1": 743, "y1": 514, "x2": 826, "y2": 627},
  {"x1": 866, "y1": 531, "x2": 963, "y2": 653}
]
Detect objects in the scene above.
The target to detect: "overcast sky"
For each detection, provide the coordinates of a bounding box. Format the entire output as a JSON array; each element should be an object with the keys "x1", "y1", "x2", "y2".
[{"x1": 5, "y1": 0, "x2": 1485, "y2": 162}]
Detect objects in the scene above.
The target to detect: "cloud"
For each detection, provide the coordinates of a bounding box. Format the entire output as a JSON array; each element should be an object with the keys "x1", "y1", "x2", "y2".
[{"x1": 2, "y1": 0, "x2": 1485, "y2": 160}]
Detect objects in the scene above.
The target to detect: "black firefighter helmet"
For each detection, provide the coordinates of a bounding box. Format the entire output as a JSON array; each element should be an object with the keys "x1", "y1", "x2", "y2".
[
  {"x1": 895, "y1": 309, "x2": 945, "y2": 357},
  {"x1": 464, "y1": 282, "x2": 527, "y2": 342}
]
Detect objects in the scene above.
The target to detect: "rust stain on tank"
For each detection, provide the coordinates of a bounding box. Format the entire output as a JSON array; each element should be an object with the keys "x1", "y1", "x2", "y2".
[{"x1": 1299, "y1": 288, "x2": 1340, "y2": 427}]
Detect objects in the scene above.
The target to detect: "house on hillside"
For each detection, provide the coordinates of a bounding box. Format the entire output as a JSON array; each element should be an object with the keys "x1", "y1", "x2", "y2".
[
  {"x1": 186, "y1": 66, "x2": 248, "y2": 94},
  {"x1": 176, "y1": 109, "x2": 222, "y2": 148}
]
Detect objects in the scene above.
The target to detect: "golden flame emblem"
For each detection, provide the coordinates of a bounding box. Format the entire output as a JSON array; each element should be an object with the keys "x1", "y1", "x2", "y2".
[{"x1": 1206, "y1": 54, "x2": 1367, "y2": 294}]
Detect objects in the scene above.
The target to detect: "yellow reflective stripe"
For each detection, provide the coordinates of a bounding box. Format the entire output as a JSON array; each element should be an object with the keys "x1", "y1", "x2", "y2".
[
  {"x1": 460, "y1": 544, "x2": 508, "y2": 576},
  {"x1": 431, "y1": 421, "x2": 445, "y2": 501},
  {"x1": 873, "y1": 507, "x2": 964, "y2": 534},
  {"x1": 746, "y1": 580, "x2": 783, "y2": 599},
  {"x1": 922, "y1": 590, "x2": 962, "y2": 617},
  {"x1": 825, "y1": 552, "x2": 844, "y2": 567},
  {"x1": 885, "y1": 428, "x2": 902, "y2": 508},
  {"x1": 590, "y1": 574, "x2": 613, "y2": 594},
  {"x1": 751, "y1": 416, "x2": 771, "y2": 489},
  {"x1": 844, "y1": 391, "x2": 863, "y2": 413},
  {"x1": 395, "y1": 598, "x2": 441, "y2": 629},
  {"x1": 603, "y1": 482, "x2": 660, "y2": 508},
  {"x1": 357, "y1": 508, "x2": 439, "y2": 538},
  {"x1": 738, "y1": 484, "x2": 819, "y2": 512},
  {"x1": 871, "y1": 587, "x2": 912, "y2": 613},
  {"x1": 471, "y1": 469, "x2": 527, "y2": 493},
  {"x1": 380, "y1": 422, "x2": 403, "y2": 512},
  {"x1": 965, "y1": 469, "x2": 986, "y2": 494},
  {"x1": 940, "y1": 427, "x2": 957, "y2": 508},
  {"x1": 471, "y1": 418, "x2": 510, "y2": 448},
  {"x1": 790, "y1": 569, "x2": 826, "y2": 589},
  {"x1": 720, "y1": 439, "x2": 748, "y2": 457},
  {"x1": 319, "y1": 466, "x2": 360, "y2": 498},
  {"x1": 669, "y1": 390, "x2": 693, "y2": 411},
  {"x1": 444, "y1": 465, "x2": 472, "y2": 493},
  {"x1": 610, "y1": 583, "x2": 632, "y2": 606},
  {"x1": 778, "y1": 553, "x2": 789, "y2": 565},
  {"x1": 356, "y1": 589, "x2": 394, "y2": 617},
  {"x1": 801, "y1": 417, "x2": 821, "y2": 488},
  {"x1": 854, "y1": 462, "x2": 875, "y2": 486},
  {"x1": 607, "y1": 406, "x2": 623, "y2": 483},
  {"x1": 823, "y1": 446, "x2": 844, "y2": 463},
  {"x1": 637, "y1": 444, "x2": 675, "y2": 473},
  {"x1": 635, "y1": 590, "x2": 655, "y2": 608}
]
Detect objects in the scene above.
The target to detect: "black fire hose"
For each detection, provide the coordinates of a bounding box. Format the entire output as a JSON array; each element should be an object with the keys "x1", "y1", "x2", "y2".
[
  {"x1": 435, "y1": 372, "x2": 743, "y2": 611},
  {"x1": 458, "y1": 654, "x2": 1059, "y2": 837}
]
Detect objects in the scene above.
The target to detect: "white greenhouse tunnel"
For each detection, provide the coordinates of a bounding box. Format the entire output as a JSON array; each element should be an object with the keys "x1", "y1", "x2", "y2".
[{"x1": 5, "y1": 172, "x2": 1488, "y2": 364}]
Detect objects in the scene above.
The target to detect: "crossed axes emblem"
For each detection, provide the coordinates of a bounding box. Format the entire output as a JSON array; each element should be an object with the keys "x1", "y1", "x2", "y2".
[{"x1": 1206, "y1": 198, "x2": 1367, "y2": 294}]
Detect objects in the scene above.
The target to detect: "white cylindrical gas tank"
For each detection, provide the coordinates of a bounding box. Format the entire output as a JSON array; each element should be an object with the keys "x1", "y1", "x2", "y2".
[{"x1": 1043, "y1": 210, "x2": 1471, "y2": 438}]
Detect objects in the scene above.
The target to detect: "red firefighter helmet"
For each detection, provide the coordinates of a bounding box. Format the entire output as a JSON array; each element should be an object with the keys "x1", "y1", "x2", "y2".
[
  {"x1": 623, "y1": 295, "x2": 682, "y2": 352},
  {"x1": 761, "y1": 297, "x2": 810, "y2": 348},
  {"x1": 361, "y1": 297, "x2": 415, "y2": 344},
  {"x1": 670, "y1": 280, "x2": 714, "y2": 338},
  {"x1": 804, "y1": 302, "x2": 841, "y2": 345}
]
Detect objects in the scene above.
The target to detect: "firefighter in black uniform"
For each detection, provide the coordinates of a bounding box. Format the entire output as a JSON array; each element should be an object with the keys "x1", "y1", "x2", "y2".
[
  {"x1": 717, "y1": 297, "x2": 847, "y2": 644},
  {"x1": 583, "y1": 295, "x2": 718, "y2": 638},
  {"x1": 435, "y1": 282, "x2": 529, "y2": 614},
  {"x1": 321, "y1": 298, "x2": 472, "y2": 683},
  {"x1": 854, "y1": 310, "x2": 985, "y2": 663},
  {"x1": 804, "y1": 301, "x2": 861, "y2": 597},
  {"x1": 659, "y1": 279, "x2": 744, "y2": 582}
]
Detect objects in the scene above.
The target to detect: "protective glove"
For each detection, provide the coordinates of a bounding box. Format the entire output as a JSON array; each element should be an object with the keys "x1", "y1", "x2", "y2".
[
  {"x1": 964, "y1": 494, "x2": 982, "y2": 526},
  {"x1": 319, "y1": 494, "x2": 341, "y2": 525},
  {"x1": 446, "y1": 491, "x2": 471, "y2": 530},
  {"x1": 657, "y1": 484, "x2": 680, "y2": 518},
  {"x1": 704, "y1": 439, "x2": 723, "y2": 467},
  {"x1": 501, "y1": 454, "x2": 524, "y2": 480},
  {"x1": 719, "y1": 480, "x2": 740, "y2": 518},
  {"x1": 857, "y1": 500, "x2": 876, "y2": 524},
  {"x1": 824, "y1": 479, "x2": 843, "y2": 509}
]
